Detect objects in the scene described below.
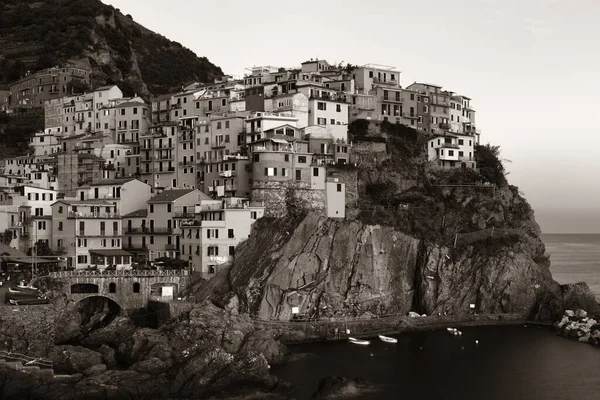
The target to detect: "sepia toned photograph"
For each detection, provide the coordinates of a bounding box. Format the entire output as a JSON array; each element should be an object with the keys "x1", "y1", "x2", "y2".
[{"x1": 0, "y1": 0, "x2": 597, "y2": 399}]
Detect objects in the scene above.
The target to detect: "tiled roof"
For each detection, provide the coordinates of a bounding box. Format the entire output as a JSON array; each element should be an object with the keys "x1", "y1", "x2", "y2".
[
  {"x1": 53, "y1": 199, "x2": 114, "y2": 206},
  {"x1": 147, "y1": 189, "x2": 196, "y2": 204},
  {"x1": 123, "y1": 209, "x2": 148, "y2": 218},
  {"x1": 89, "y1": 178, "x2": 137, "y2": 187}
]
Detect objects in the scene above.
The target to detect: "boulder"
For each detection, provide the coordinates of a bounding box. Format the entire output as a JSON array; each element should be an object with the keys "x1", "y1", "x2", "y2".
[
  {"x1": 51, "y1": 345, "x2": 103, "y2": 374},
  {"x1": 579, "y1": 333, "x2": 591, "y2": 343},
  {"x1": 575, "y1": 309, "x2": 588, "y2": 319},
  {"x1": 132, "y1": 357, "x2": 170, "y2": 375},
  {"x1": 98, "y1": 344, "x2": 118, "y2": 369},
  {"x1": 565, "y1": 310, "x2": 575, "y2": 318},
  {"x1": 83, "y1": 363, "x2": 107, "y2": 376},
  {"x1": 408, "y1": 312, "x2": 421, "y2": 318},
  {"x1": 239, "y1": 330, "x2": 289, "y2": 365}
]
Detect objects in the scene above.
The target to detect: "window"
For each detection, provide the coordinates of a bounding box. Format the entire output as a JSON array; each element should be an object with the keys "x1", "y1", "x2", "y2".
[
  {"x1": 229, "y1": 246, "x2": 235, "y2": 256},
  {"x1": 295, "y1": 170, "x2": 301, "y2": 181},
  {"x1": 133, "y1": 282, "x2": 140, "y2": 293},
  {"x1": 58, "y1": 222, "x2": 63, "y2": 231},
  {"x1": 150, "y1": 204, "x2": 154, "y2": 213},
  {"x1": 253, "y1": 153, "x2": 260, "y2": 162},
  {"x1": 251, "y1": 211, "x2": 257, "y2": 219},
  {"x1": 458, "y1": 139, "x2": 464, "y2": 145},
  {"x1": 167, "y1": 204, "x2": 172, "y2": 213},
  {"x1": 109, "y1": 282, "x2": 116, "y2": 293},
  {"x1": 228, "y1": 229, "x2": 234, "y2": 239},
  {"x1": 284, "y1": 154, "x2": 289, "y2": 162},
  {"x1": 449, "y1": 150, "x2": 454, "y2": 156},
  {"x1": 208, "y1": 246, "x2": 219, "y2": 256},
  {"x1": 207, "y1": 229, "x2": 219, "y2": 239},
  {"x1": 225, "y1": 121, "x2": 229, "y2": 128},
  {"x1": 217, "y1": 122, "x2": 222, "y2": 129},
  {"x1": 317, "y1": 102, "x2": 326, "y2": 111},
  {"x1": 317, "y1": 117, "x2": 326, "y2": 125},
  {"x1": 337, "y1": 184, "x2": 342, "y2": 192},
  {"x1": 336, "y1": 104, "x2": 341, "y2": 112},
  {"x1": 298, "y1": 156, "x2": 306, "y2": 163},
  {"x1": 313, "y1": 167, "x2": 319, "y2": 177},
  {"x1": 265, "y1": 167, "x2": 276, "y2": 176}
]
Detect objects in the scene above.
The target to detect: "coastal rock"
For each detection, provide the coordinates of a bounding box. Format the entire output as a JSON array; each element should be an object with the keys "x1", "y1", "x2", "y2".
[
  {"x1": 312, "y1": 376, "x2": 371, "y2": 399},
  {"x1": 50, "y1": 345, "x2": 103, "y2": 374},
  {"x1": 98, "y1": 344, "x2": 118, "y2": 369},
  {"x1": 83, "y1": 363, "x2": 107, "y2": 376},
  {"x1": 239, "y1": 330, "x2": 289, "y2": 365},
  {"x1": 131, "y1": 357, "x2": 170, "y2": 375},
  {"x1": 565, "y1": 310, "x2": 575, "y2": 317},
  {"x1": 575, "y1": 309, "x2": 588, "y2": 319},
  {"x1": 561, "y1": 284, "x2": 600, "y2": 315}
]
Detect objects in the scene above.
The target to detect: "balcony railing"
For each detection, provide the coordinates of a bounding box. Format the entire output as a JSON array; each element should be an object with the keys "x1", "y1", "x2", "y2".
[
  {"x1": 219, "y1": 171, "x2": 237, "y2": 178},
  {"x1": 156, "y1": 167, "x2": 176, "y2": 174},
  {"x1": 123, "y1": 227, "x2": 173, "y2": 234},
  {"x1": 78, "y1": 231, "x2": 121, "y2": 238},
  {"x1": 174, "y1": 212, "x2": 196, "y2": 218},
  {"x1": 50, "y1": 269, "x2": 190, "y2": 278},
  {"x1": 373, "y1": 78, "x2": 398, "y2": 85},
  {"x1": 165, "y1": 244, "x2": 178, "y2": 251},
  {"x1": 441, "y1": 142, "x2": 460, "y2": 149},
  {"x1": 68, "y1": 212, "x2": 121, "y2": 219}
]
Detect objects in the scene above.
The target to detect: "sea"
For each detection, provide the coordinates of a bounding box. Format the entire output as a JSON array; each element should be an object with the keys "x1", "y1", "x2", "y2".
[
  {"x1": 543, "y1": 233, "x2": 600, "y2": 301},
  {"x1": 271, "y1": 233, "x2": 600, "y2": 400}
]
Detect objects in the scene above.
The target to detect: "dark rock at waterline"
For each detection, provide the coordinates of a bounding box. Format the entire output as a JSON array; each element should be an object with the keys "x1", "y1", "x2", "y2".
[
  {"x1": 239, "y1": 329, "x2": 289, "y2": 365},
  {"x1": 312, "y1": 376, "x2": 371, "y2": 399},
  {"x1": 561, "y1": 283, "x2": 600, "y2": 315},
  {"x1": 50, "y1": 345, "x2": 103, "y2": 374}
]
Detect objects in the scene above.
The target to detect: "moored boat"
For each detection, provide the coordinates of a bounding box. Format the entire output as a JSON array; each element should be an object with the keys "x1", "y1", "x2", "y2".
[
  {"x1": 349, "y1": 337, "x2": 370, "y2": 345},
  {"x1": 378, "y1": 335, "x2": 398, "y2": 343}
]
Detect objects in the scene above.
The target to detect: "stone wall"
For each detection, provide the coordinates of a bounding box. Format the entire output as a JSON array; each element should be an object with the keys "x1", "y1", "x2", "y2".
[
  {"x1": 252, "y1": 181, "x2": 326, "y2": 218},
  {"x1": 148, "y1": 300, "x2": 195, "y2": 326},
  {"x1": 350, "y1": 142, "x2": 389, "y2": 169},
  {"x1": 64, "y1": 275, "x2": 191, "y2": 310},
  {"x1": 0, "y1": 305, "x2": 55, "y2": 356}
]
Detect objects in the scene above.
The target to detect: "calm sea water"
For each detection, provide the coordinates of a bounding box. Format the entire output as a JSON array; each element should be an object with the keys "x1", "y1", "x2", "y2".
[
  {"x1": 272, "y1": 234, "x2": 600, "y2": 399},
  {"x1": 272, "y1": 326, "x2": 600, "y2": 400},
  {"x1": 543, "y1": 233, "x2": 600, "y2": 301}
]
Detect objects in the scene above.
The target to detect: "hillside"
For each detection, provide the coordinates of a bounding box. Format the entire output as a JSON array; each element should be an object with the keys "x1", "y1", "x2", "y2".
[{"x1": 0, "y1": 0, "x2": 223, "y2": 97}]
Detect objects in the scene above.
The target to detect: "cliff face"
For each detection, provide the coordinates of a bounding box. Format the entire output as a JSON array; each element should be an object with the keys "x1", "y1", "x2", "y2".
[
  {"x1": 0, "y1": 0, "x2": 222, "y2": 96},
  {"x1": 226, "y1": 204, "x2": 596, "y2": 322},
  {"x1": 229, "y1": 214, "x2": 419, "y2": 320}
]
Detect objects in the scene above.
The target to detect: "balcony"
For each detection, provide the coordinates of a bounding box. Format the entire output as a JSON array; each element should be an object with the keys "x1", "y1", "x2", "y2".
[
  {"x1": 155, "y1": 154, "x2": 174, "y2": 161},
  {"x1": 78, "y1": 231, "x2": 121, "y2": 238},
  {"x1": 439, "y1": 122, "x2": 451, "y2": 130},
  {"x1": 174, "y1": 212, "x2": 196, "y2": 218},
  {"x1": 123, "y1": 227, "x2": 173, "y2": 234},
  {"x1": 373, "y1": 78, "x2": 398, "y2": 86},
  {"x1": 225, "y1": 184, "x2": 237, "y2": 191},
  {"x1": 219, "y1": 171, "x2": 237, "y2": 178},
  {"x1": 142, "y1": 144, "x2": 153, "y2": 150},
  {"x1": 165, "y1": 244, "x2": 178, "y2": 251},
  {"x1": 68, "y1": 212, "x2": 121, "y2": 219},
  {"x1": 440, "y1": 142, "x2": 460, "y2": 149},
  {"x1": 178, "y1": 161, "x2": 195, "y2": 167},
  {"x1": 212, "y1": 142, "x2": 227, "y2": 149},
  {"x1": 156, "y1": 167, "x2": 176, "y2": 174},
  {"x1": 156, "y1": 143, "x2": 174, "y2": 150}
]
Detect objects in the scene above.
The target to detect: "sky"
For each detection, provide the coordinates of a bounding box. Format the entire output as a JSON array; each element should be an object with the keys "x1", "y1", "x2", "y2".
[{"x1": 105, "y1": 0, "x2": 600, "y2": 233}]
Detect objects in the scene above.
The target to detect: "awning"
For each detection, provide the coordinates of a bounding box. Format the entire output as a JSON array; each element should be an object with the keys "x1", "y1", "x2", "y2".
[
  {"x1": 7, "y1": 257, "x2": 59, "y2": 265},
  {"x1": 89, "y1": 249, "x2": 133, "y2": 257},
  {"x1": 271, "y1": 138, "x2": 289, "y2": 144}
]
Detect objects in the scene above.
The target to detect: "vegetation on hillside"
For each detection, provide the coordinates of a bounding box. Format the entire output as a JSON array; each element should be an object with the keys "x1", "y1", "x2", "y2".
[
  {"x1": 0, "y1": 112, "x2": 44, "y2": 157},
  {"x1": 0, "y1": 0, "x2": 222, "y2": 96}
]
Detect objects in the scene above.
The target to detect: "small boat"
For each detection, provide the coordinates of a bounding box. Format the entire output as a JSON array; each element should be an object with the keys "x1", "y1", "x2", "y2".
[
  {"x1": 378, "y1": 335, "x2": 398, "y2": 343},
  {"x1": 348, "y1": 337, "x2": 370, "y2": 345},
  {"x1": 447, "y1": 328, "x2": 461, "y2": 336}
]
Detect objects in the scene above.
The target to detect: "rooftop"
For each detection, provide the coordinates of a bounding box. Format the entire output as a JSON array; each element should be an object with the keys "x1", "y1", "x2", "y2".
[
  {"x1": 89, "y1": 178, "x2": 138, "y2": 187},
  {"x1": 53, "y1": 199, "x2": 114, "y2": 206},
  {"x1": 123, "y1": 209, "x2": 148, "y2": 218},
  {"x1": 148, "y1": 189, "x2": 205, "y2": 204}
]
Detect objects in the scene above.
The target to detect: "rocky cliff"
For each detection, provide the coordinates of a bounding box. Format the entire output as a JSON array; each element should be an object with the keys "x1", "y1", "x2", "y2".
[
  {"x1": 0, "y1": 0, "x2": 222, "y2": 96},
  {"x1": 222, "y1": 204, "x2": 597, "y2": 322}
]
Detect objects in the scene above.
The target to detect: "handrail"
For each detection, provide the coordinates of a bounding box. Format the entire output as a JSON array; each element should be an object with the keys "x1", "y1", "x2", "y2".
[{"x1": 49, "y1": 269, "x2": 189, "y2": 278}]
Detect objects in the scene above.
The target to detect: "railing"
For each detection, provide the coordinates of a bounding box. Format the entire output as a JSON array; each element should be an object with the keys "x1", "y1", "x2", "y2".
[
  {"x1": 441, "y1": 142, "x2": 460, "y2": 149},
  {"x1": 49, "y1": 269, "x2": 189, "y2": 278},
  {"x1": 68, "y1": 212, "x2": 121, "y2": 219},
  {"x1": 79, "y1": 232, "x2": 121, "y2": 238},
  {"x1": 174, "y1": 212, "x2": 195, "y2": 218},
  {"x1": 165, "y1": 244, "x2": 178, "y2": 251},
  {"x1": 123, "y1": 227, "x2": 173, "y2": 234},
  {"x1": 219, "y1": 171, "x2": 237, "y2": 178},
  {"x1": 0, "y1": 350, "x2": 53, "y2": 370}
]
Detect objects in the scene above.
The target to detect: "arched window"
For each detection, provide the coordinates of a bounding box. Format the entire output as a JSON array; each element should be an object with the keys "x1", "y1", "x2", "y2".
[
  {"x1": 133, "y1": 282, "x2": 140, "y2": 293},
  {"x1": 109, "y1": 282, "x2": 116, "y2": 293}
]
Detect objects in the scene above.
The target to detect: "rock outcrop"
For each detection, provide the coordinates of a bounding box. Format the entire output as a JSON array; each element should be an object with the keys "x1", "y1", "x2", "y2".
[{"x1": 222, "y1": 212, "x2": 596, "y2": 322}]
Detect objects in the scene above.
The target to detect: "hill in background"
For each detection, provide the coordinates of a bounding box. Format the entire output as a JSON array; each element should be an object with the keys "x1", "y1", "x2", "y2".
[{"x1": 0, "y1": 0, "x2": 223, "y2": 97}]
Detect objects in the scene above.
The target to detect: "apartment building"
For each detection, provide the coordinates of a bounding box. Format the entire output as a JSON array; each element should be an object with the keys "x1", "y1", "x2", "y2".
[
  {"x1": 244, "y1": 112, "x2": 299, "y2": 144},
  {"x1": 180, "y1": 197, "x2": 264, "y2": 276},
  {"x1": 122, "y1": 208, "x2": 148, "y2": 255},
  {"x1": 29, "y1": 131, "x2": 61, "y2": 156},
  {"x1": 51, "y1": 199, "x2": 125, "y2": 269},
  {"x1": 56, "y1": 153, "x2": 105, "y2": 196},
  {"x1": 75, "y1": 178, "x2": 152, "y2": 215},
  {"x1": 426, "y1": 134, "x2": 477, "y2": 170},
  {"x1": 139, "y1": 189, "x2": 211, "y2": 262},
  {"x1": 202, "y1": 155, "x2": 251, "y2": 198},
  {"x1": 352, "y1": 64, "x2": 400, "y2": 94},
  {"x1": 9, "y1": 65, "x2": 91, "y2": 109}
]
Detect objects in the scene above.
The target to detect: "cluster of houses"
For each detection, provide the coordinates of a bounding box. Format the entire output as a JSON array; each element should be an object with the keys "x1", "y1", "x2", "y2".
[{"x1": 0, "y1": 58, "x2": 482, "y2": 277}]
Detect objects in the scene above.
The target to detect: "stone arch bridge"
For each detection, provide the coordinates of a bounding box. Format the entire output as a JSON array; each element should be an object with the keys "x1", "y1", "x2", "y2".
[{"x1": 49, "y1": 270, "x2": 191, "y2": 310}]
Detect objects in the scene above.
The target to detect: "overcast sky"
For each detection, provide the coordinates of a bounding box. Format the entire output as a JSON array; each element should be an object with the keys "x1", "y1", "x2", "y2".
[{"x1": 105, "y1": 0, "x2": 600, "y2": 233}]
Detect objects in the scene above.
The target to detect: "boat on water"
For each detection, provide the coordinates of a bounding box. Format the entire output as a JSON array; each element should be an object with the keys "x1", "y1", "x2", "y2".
[
  {"x1": 9, "y1": 298, "x2": 49, "y2": 306},
  {"x1": 447, "y1": 328, "x2": 462, "y2": 336},
  {"x1": 378, "y1": 335, "x2": 398, "y2": 343},
  {"x1": 348, "y1": 337, "x2": 370, "y2": 345}
]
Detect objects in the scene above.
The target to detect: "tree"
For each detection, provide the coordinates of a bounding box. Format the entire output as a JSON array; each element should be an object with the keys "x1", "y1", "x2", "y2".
[
  {"x1": 285, "y1": 182, "x2": 310, "y2": 220},
  {"x1": 475, "y1": 143, "x2": 507, "y2": 186},
  {"x1": 66, "y1": 80, "x2": 90, "y2": 95},
  {"x1": 28, "y1": 240, "x2": 51, "y2": 257}
]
